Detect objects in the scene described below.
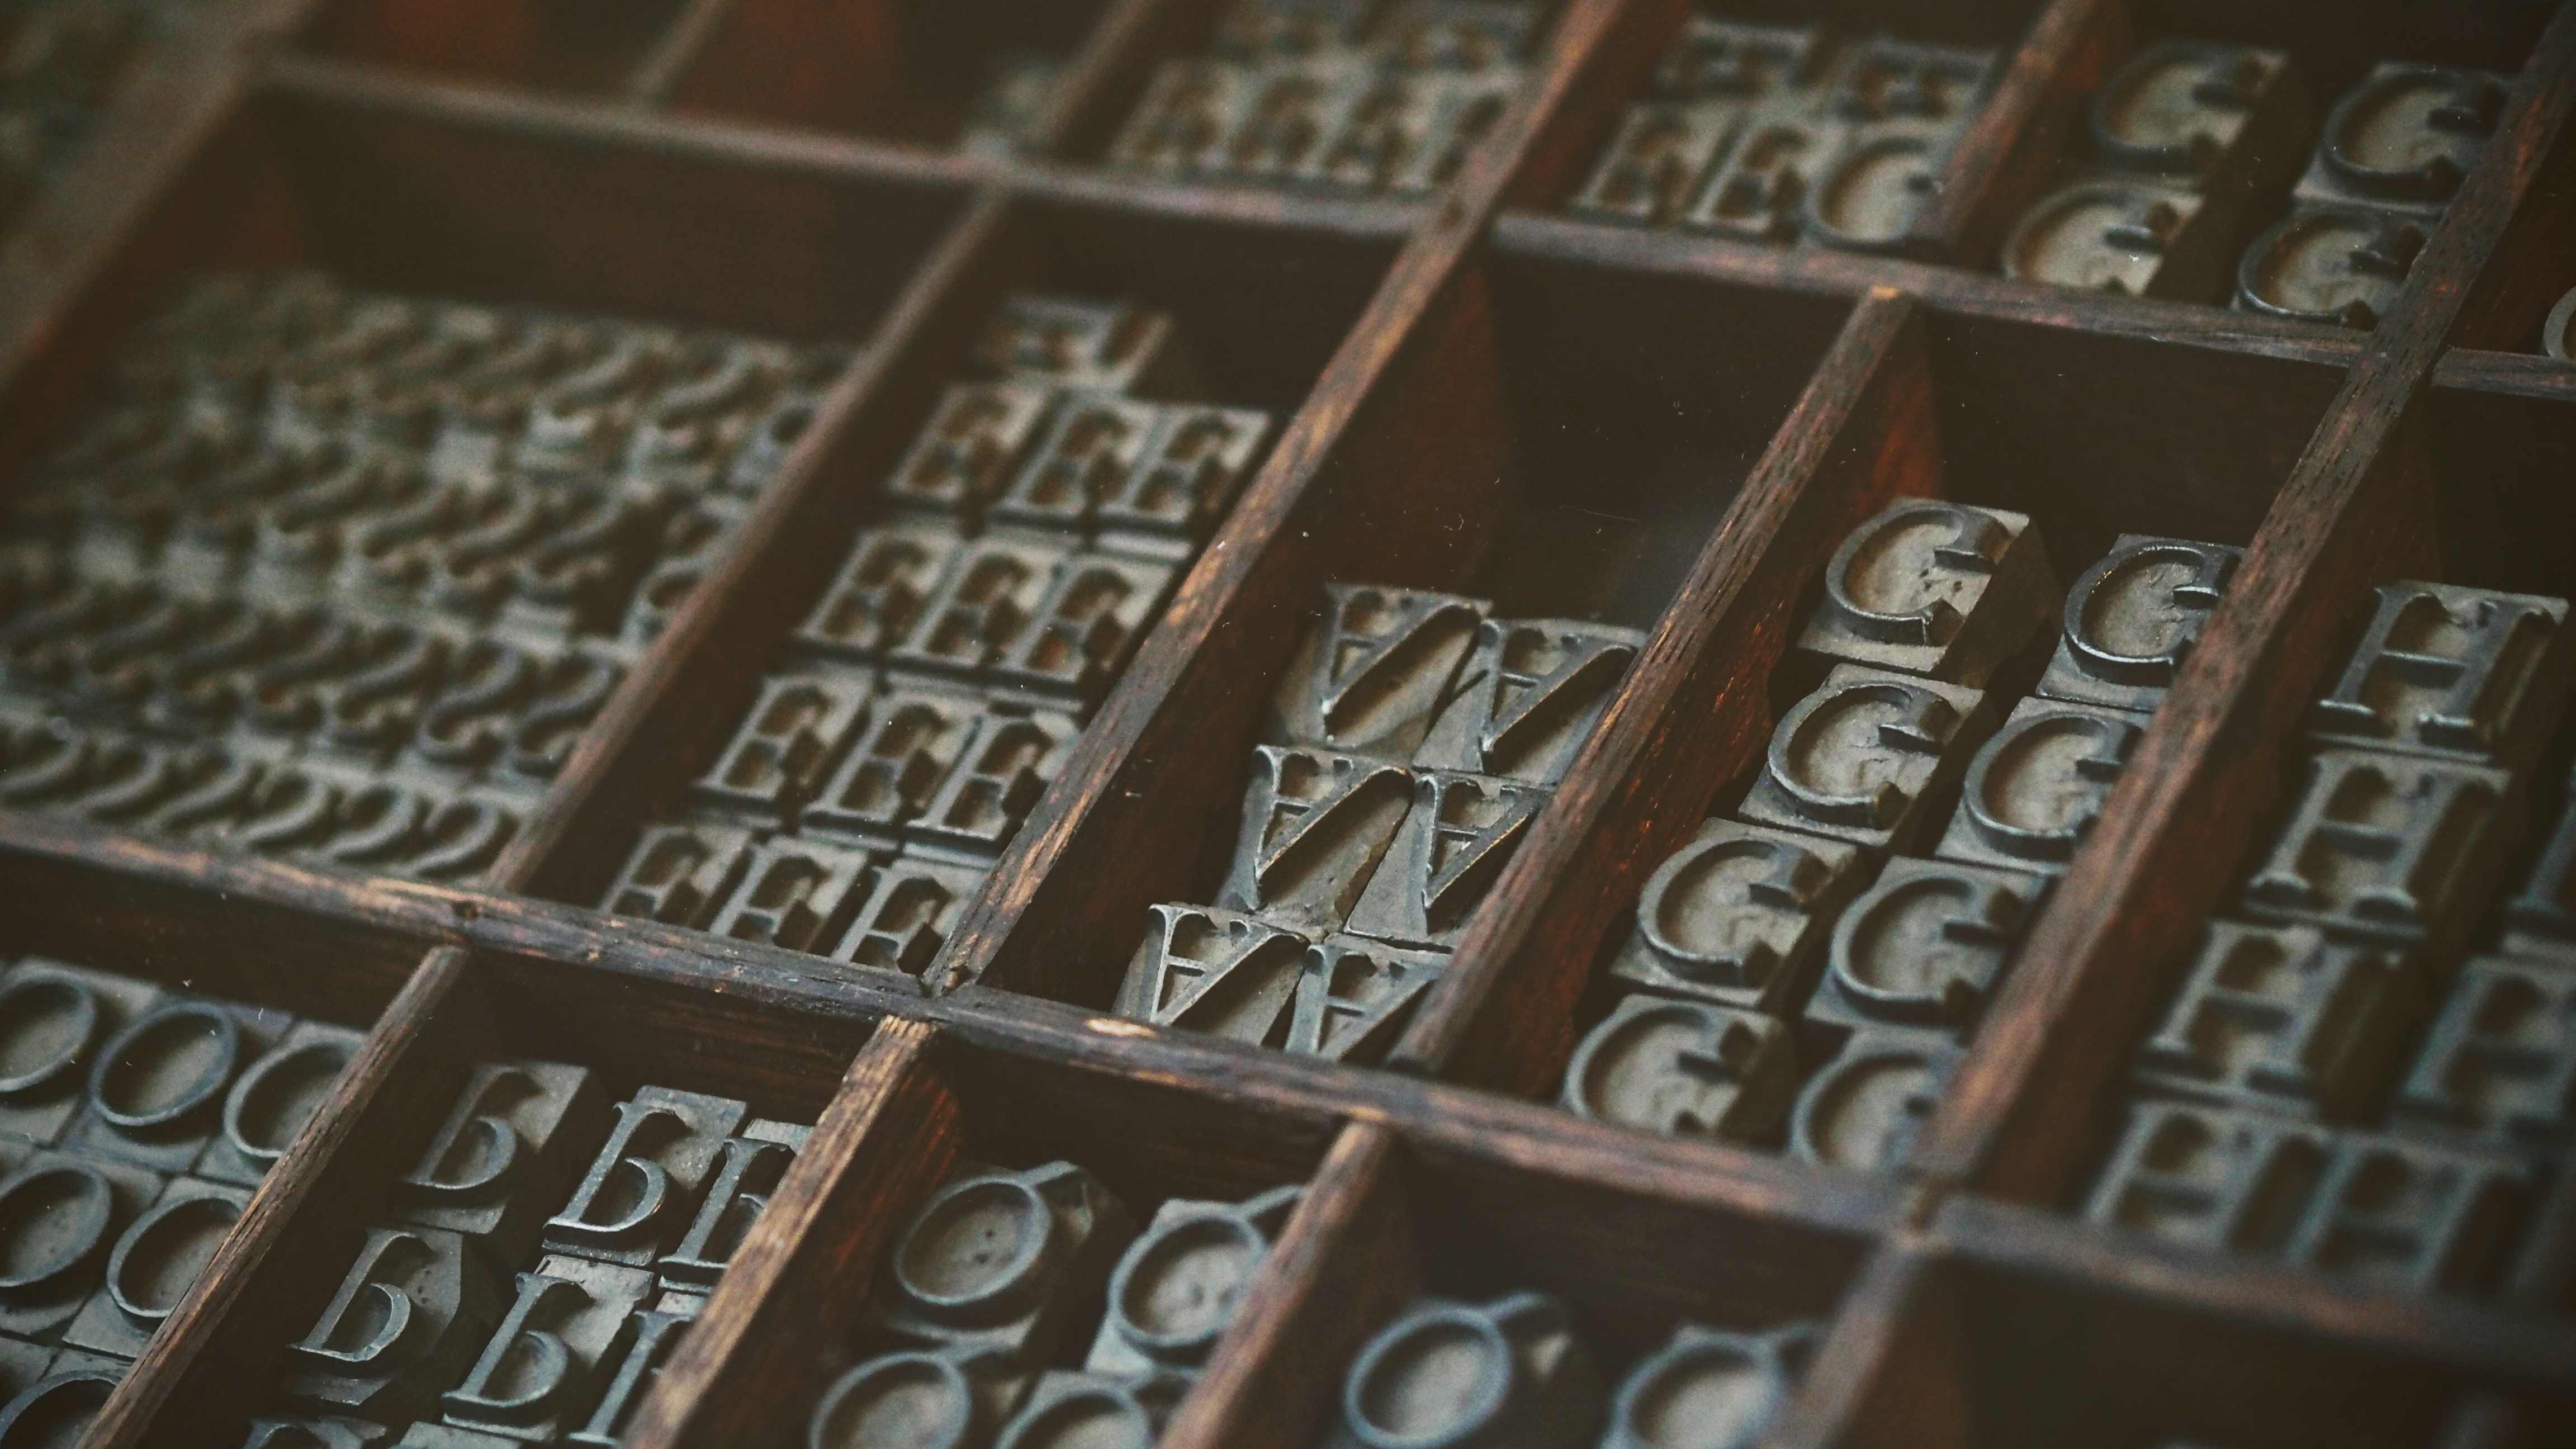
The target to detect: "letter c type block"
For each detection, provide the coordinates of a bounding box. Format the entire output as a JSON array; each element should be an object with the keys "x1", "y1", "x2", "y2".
[
  {"x1": 2037, "y1": 535, "x2": 2242, "y2": 712},
  {"x1": 1561, "y1": 996, "x2": 1799, "y2": 1144},
  {"x1": 1739, "y1": 662, "x2": 1994, "y2": 854},
  {"x1": 1084, "y1": 1185, "x2": 1301, "y2": 1377},
  {"x1": 1937, "y1": 695, "x2": 2148, "y2": 874},
  {"x1": 868, "y1": 1161, "x2": 1138, "y2": 1365},
  {"x1": 1611, "y1": 820, "x2": 1869, "y2": 1016},
  {"x1": 1797, "y1": 500, "x2": 2058, "y2": 686},
  {"x1": 1327, "y1": 1292, "x2": 1604, "y2": 1449},
  {"x1": 1808, "y1": 858, "x2": 2048, "y2": 1034},
  {"x1": 285, "y1": 1226, "x2": 502, "y2": 1422},
  {"x1": 1601, "y1": 1322, "x2": 1819, "y2": 1449}
]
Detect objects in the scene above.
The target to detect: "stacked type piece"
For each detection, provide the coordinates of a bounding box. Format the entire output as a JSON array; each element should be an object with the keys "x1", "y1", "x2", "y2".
[
  {"x1": 1569, "y1": 15, "x2": 1996, "y2": 254},
  {"x1": 0, "y1": 954, "x2": 362, "y2": 1429},
  {"x1": 1318, "y1": 1294, "x2": 1820, "y2": 1449},
  {"x1": 242, "y1": 1064, "x2": 809, "y2": 1446},
  {"x1": 807, "y1": 1166, "x2": 1299, "y2": 1448},
  {"x1": 600, "y1": 296, "x2": 1271, "y2": 981},
  {"x1": 1112, "y1": 583, "x2": 1641, "y2": 1062},
  {"x1": 0, "y1": 271, "x2": 847, "y2": 880},
  {"x1": 2089, "y1": 579, "x2": 2576, "y2": 1299},
  {"x1": 1568, "y1": 504, "x2": 2252, "y2": 1175},
  {"x1": 1107, "y1": 0, "x2": 1539, "y2": 198}
]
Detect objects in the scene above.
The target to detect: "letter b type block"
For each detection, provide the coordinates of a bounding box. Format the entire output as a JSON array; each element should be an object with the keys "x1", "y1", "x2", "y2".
[
  {"x1": 439, "y1": 1254, "x2": 654, "y2": 1443},
  {"x1": 1797, "y1": 500, "x2": 2058, "y2": 686},
  {"x1": 541, "y1": 1087, "x2": 749, "y2": 1268},
  {"x1": 868, "y1": 1161, "x2": 1138, "y2": 1365},
  {"x1": 286, "y1": 1227, "x2": 501, "y2": 1422}
]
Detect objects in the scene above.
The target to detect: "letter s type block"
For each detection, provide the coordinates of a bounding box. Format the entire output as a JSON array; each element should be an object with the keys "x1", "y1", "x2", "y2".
[
  {"x1": 392, "y1": 1061, "x2": 608, "y2": 1267},
  {"x1": 1796, "y1": 500, "x2": 2058, "y2": 686},
  {"x1": 285, "y1": 1227, "x2": 501, "y2": 1422},
  {"x1": 868, "y1": 1162, "x2": 1137, "y2": 1364},
  {"x1": 542, "y1": 1087, "x2": 748, "y2": 1268},
  {"x1": 1327, "y1": 1294, "x2": 1603, "y2": 1449},
  {"x1": 1739, "y1": 663, "x2": 1996, "y2": 855}
]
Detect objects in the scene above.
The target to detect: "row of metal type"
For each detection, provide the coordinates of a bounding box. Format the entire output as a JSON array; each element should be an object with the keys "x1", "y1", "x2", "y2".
[
  {"x1": 2087, "y1": 578, "x2": 2576, "y2": 1299},
  {"x1": 0, "y1": 954, "x2": 363, "y2": 1429},
  {"x1": 0, "y1": 270, "x2": 848, "y2": 880},
  {"x1": 599, "y1": 296, "x2": 1275, "y2": 979}
]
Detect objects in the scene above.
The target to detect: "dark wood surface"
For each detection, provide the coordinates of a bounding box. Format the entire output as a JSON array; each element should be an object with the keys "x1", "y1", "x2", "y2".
[{"x1": 2, "y1": 1, "x2": 2573, "y2": 1445}]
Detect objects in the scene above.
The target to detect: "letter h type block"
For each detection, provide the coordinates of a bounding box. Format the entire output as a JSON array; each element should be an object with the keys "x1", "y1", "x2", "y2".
[
  {"x1": 2240, "y1": 749, "x2": 2516, "y2": 951},
  {"x1": 2389, "y1": 954, "x2": 2576, "y2": 1149},
  {"x1": 2133, "y1": 921, "x2": 2428, "y2": 1122},
  {"x1": 2085, "y1": 1101, "x2": 2330, "y2": 1260},
  {"x1": 2305, "y1": 580, "x2": 2572, "y2": 773},
  {"x1": 541, "y1": 1087, "x2": 749, "y2": 1268},
  {"x1": 2286, "y1": 1131, "x2": 2540, "y2": 1295},
  {"x1": 1796, "y1": 500, "x2": 2059, "y2": 687}
]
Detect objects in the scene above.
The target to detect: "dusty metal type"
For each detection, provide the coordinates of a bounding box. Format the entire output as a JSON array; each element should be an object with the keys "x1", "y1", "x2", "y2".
[
  {"x1": 1560, "y1": 995, "x2": 1799, "y2": 1143},
  {"x1": 1609, "y1": 818, "x2": 1869, "y2": 1017}
]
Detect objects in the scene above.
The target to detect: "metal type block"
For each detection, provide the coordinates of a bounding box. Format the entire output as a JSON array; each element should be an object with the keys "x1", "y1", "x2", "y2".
[
  {"x1": 1788, "y1": 1029, "x2": 1962, "y2": 1173},
  {"x1": 654, "y1": 1127, "x2": 802, "y2": 1295},
  {"x1": 2239, "y1": 749, "x2": 2515, "y2": 947},
  {"x1": 2086, "y1": 1101, "x2": 2329, "y2": 1256},
  {"x1": 0, "y1": 1338, "x2": 49, "y2": 1408},
  {"x1": 1344, "y1": 769, "x2": 1548, "y2": 951},
  {"x1": 1285, "y1": 936, "x2": 1446, "y2": 1065},
  {"x1": 993, "y1": 1369, "x2": 1193, "y2": 1449},
  {"x1": 1095, "y1": 404, "x2": 1272, "y2": 561},
  {"x1": 883, "y1": 383, "x2": 1056, "y2": 519},
  {"x1": 1804, "y1": 121, "x2": 1957, "y2": 255},
  {"x1": 868, "y1": 1161, "x2": 1138, "y2": 1361},
  {"x1": 2089, "y1": 42, "x2": 2293, "y2": 182},
  {"x1": 391, "y1": 1426, "x2": 514, "y2": 1449},
  {"x1": 983, "y1": 551, "x2": 1175, "y2": 708},
  {"x1": 802, "y1": 687, "x2": 984, "y2": 847},
  {"x1": 408, "y1": 640, "x2": 541, "y2": 775},
  {"x1": 2390, "y1": 954, "x2": 2576, "y2": 1149},
  {"x1": 905, "y1": 707, "x2": 1079, "y2": 863},
  {"x1": 1600, "y1": 1322, "x2": 1817, "y2": 1449},
  {"x1": 808, "y1": 1342, "x2": 1031, "y2": 1449},
  {"x1": 0, "y1": 959, "x2": 158, "y2": 1147},
  {"x1": 1107, "y1": 60, "x2": 1256, "y2": 180},
  {"x1": 196, "y1": 1019, "x2": 366, "y2": 1186},
  {"x1": 691, "y1": 672, "x2": 872, "y2": 821},
  {"x1": 242, "y1": 1414, "x2": 395, "y2": 1449},
  {"x1": 284, "y1": 1225, "x2": 501, "y2": 1420},
  {"x1": 788, "y1": 521, "x2": 967, "y2": 666},
  {"x1": 1796, "y1": 499, "x2": 2058, "y2": 685},
  {"x1": 1609, "y1": 821, "x2": 1868, "y2": 1017},
  {"x1": 1325, "y1": 1293, "x2": 1602, "y2": 1449},
  {"x1": 599, "y1": 823, "x2": 755, "y2": 929},
  {"x1": 1808, "y1": 857, "x2": 2049, "y2": 1034},
  {"x1": 2287, "y1": 1129, "x2": 2540, "y2": 1294},
  {"x1": 2234, "y1": 207, "x2": 2425, "y2": 329},
  {"x1": 59, "y1": 993, "x2": 289, "y2": 1173},
  {"x1": 1737, "y1": 662, "x2": 1995, "y2": 855},
  {"x1": 2038, "y1": 535, "x2": 2242, "y2": 711},
  {"x1": 1211, "y1": 59, "x2": 1372, "y2": 189},
  {"x1": 2305, "y1": 580, "x2": 2570, "y2": 767},
  {"x1": 885, "y1": 535, "x2": 1069, "y2": 686},
  {"x1": 1825, "y1": 35, "x2": 1993, "y2": 127},
  {"x1": 1085, "y1": 1185, "x2": 1300, "y2": 1377},
  {"x1": 1935, "y1": 696, "x2": 2148, "y2": 874},
  {"x1": 1414, "y1": 617, "x2": 1643, "y2": 783},
  {"x1": 2135, "y1": 921, "x2": 2428, "y2": 1123},
  {"x1": 1678, "y1": 98, "x2": 1841, "y2": 243},
  {"x1": 392, "y1": 1060, "x2": 609, "y2": 1267},
  {"x1": 440, "y1": 1255, "x2": 654, "y2": 1443},
  {"x1": 543, "y1": 1087, "x2": 749, "y2": 1268},
  {"x1": 617, "y1": 508, "x2": 728, "y2": 652},
  {"x1": 1560, "y1": 996, "x2": 1798, "y2": 1144},
  {"x1": 503, "y1": 650, "x2": 618, "y2": 783},
  {"x1": 991, "y1": 395, "x2": 1158, "y2": 537},
  {"x1": 62, "y1": 1175, "x2": 249, "y2": 1359},
  {"x1": 1209, "y1": 0, "x2": 1376, "y2": 62},
  {"x1": 2507, "y1": 789, "x2": 2576, "y2": 958},
  {"x1": 2547, "y1": 285, "x2": 2576, "y2": 362},
  {"x1": 1572, "y1": 101, "x2": 1750, "y2": 226},
  {"x1": 969, "y1": 297, "x2": 1190, "y2": 398},
  {"x1": 1650, "y1": 18, "x2": 1831, "y2": 103},
  {"x1": 1319, "y1": 69, "x2": 1521, "y2": 197},
  {"x1": 827, "y1": 853, "x2": 990, "y2": 979},
  {"x1": 563, "y1": 1309, "x2": 691, "y2": 1448},
  {"x1": 1215, "y1": 745, "x2": 1415, "y2": 936},
  {"x1": 705, "y1": 837, "x2": 881, "y2": 954},
  {"x1": 1372, "y1": 0, "x2": 1540, "y2": 72},
  {"x1": 1116, "y1": 904, "x2": 1310, "y2": 1046},
  {"x1": 2295, "y1": 63, "x2": 2506, "y2": 215},
  {"x1": 1270, "y1": 584, "x2": 1489, "y2": 759},
  {"x1": 2002, "y1": 180, "x2": 2223, "y2": 298},
  {"x1": 0, "y1": 1150, "x2": 162, "y2": 1342},
  {"x1": 0, "y1": 1362, "x2": 120, "y2": 1443}
]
